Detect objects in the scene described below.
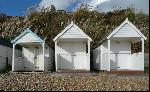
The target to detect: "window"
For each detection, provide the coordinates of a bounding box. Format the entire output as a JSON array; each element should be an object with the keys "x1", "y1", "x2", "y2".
[{"x1": 131, "y1": 41, "x2": 142, "y2": 54}]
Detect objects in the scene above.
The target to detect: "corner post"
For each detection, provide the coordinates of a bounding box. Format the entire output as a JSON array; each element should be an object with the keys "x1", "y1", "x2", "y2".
[
  {"x1": 42, "y1": 42, "x2": 45, "y2": 71},
  {"x1": 55, "y1": 41, "x2": 58, "y2": 71},
  {"x1": 108, "y1": 39, "x2": 110, "y2": 71},
  {"x1": 141, "y1": 38, "x2": 144, "y2": 70},
  {"x1": 12, "y1": 44, "x2": 15, "y2": 71},
  {"x1": 100, "y1": 44, "x2": 102, "y2": 70}
]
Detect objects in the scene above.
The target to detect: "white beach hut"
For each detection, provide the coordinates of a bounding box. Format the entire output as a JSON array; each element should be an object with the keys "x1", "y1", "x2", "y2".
[
  {"x1": 11, "y1": 28, "x2": 54, "y2": 72},
  {"x1": 53, "y1": 22, "x2": 92, "y2": 71},
  {"x1": 93, "y1": 18, "x2": 147, "y2": 73}
]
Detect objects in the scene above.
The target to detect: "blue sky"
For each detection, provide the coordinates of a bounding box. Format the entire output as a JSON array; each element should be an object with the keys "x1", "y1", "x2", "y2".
[
  {"x1": 0, "y1": 0, "x2": 149, "y2": 16},
  {"x1": 0, "y1": 0, "x2": 41, "y2": 16}
]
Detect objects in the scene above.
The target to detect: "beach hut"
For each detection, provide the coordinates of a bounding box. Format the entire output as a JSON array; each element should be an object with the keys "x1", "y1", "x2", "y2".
[
  {"x1": 53, "y1": 22, "x2": 92, "y2": 71},
  {"x1": 11, "y1": 28, "x2": 54, "y2": 72},
  {"x1": 0, "y1": 37, "x2": 21, "y2": 70},
  {"x1": 93, "y1": 18, "x2": 147, "y2": 73}
]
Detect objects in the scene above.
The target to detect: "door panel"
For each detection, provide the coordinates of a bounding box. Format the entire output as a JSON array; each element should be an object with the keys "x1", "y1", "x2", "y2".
[
  {"x1": 34, "y1": 47, "x2": 40, "y2": 70},
  {"x1": 111, "y1": 40, "x2": 131, "y2": 70},
  {"x1": 60, "y1": 54, "x2": 73, "y2": 69},
  {"x1": 24, "y1": 47, "x2": 34, "y2": 71},
  {"x1": 73, "y1": 54, "x2": 84, "y2": 69},
  {"x1": 58, "y1": 42, "x2": 86, "y2": 70},
  {"x1": 117, "y1": 53, "x2": 130, "y2": 69}
]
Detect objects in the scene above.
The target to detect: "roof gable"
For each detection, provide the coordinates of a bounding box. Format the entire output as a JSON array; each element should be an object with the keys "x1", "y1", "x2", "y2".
[
  {"x1": 107, "y1": 18, "x2": 147, "y2": 40},
  {"x1": 53, "y1": 22, "x2": 92, "y2": 41},
  {"x1": 11, "y1": 28, "x2": 44, "y2": 44}
]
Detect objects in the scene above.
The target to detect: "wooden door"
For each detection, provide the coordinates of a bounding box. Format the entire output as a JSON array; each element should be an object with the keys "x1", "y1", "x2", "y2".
[
  {"x1": 117, "y1": 53, "x2": 130, "y2": 70},
  {"x1": 60, "y1": 54, "x2": 73, "y2": 69},
  {"x1": 34, "y1": 47, "x2": 40, "y2": 71},
  {"x1": 73, "y1": 54, "x2": 84, "y2": 69}
]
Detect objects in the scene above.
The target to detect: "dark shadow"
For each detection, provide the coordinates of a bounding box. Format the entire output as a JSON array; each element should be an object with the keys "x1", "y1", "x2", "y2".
[{"x1": 92, "y1": 49, "x2": 101, "y2": 70}]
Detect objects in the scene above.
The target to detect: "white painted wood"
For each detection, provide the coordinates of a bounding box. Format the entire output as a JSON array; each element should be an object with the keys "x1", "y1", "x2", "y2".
[
  {"x1": 60, "y1": 26, "x2": 86, "y2": 38},
  {"x1": 107, "y1": 18, "x2": 147, "y2": 40},
  {"x1": 12, "y1": 44, "x2": 15, "y2": 71},
  {"x1": 55, "y1": 41, "x2": 58, "y2": 70},
  {"x1": 0, "y1": 45, "x2": 21, "y2": 70},
  {"x1": 110, "y1": 40, "x2": 131, "y2": 54},
  {"x1": 0, "y1": 45, "x2": 7, "y2": 57},
  {"x1": 60, "y1": 54, "x2": 72, "y2": 69},
  {"x1": 42, "y1": 42, "x2": 45, "y2": 71},
  {"x1": 117, "y1": 53, "x2": 131, "y2": 69},
  {"x1": 11, "y1": 28, "x2": 54, "y2": 72},
  {"x1": 100, "y1": 45, "x2": 102, "y2": 70},
  {"x1": 110, "y1": 40, "x2": 131, "y2": 69},
  {"x1": 101, "y1": 41, "x2": 109, "y2": 70},
  {"x1": 34, "y1": 47, "x2": 40, "y2": 70},
  {"x1": 113, "y1": 23, "x2": 141, "y2": 37},
  {"x1": 0, "y1": 56, "x2": 6, "y2": 70},
  {"x1": 53, "y1": 22, "x2": 92, "y2": 41},
  {"x1": 130, "y1": 52, "x2": 144, "y2": 70},
  {"x1": 93, "y1": 18, "x2": 146, "y2": 72},
  {"x1": 74, "y1": 54, "x2": 85, "y2": 69},
  {"x1": 16, "y1": 33, "x2": 41, "y2": 44},
  {"x1": 94, "y1": 38, "x2": 145, "y2": 71},
  {"x1": 57, "y1": 41, "x2": 87, "y2": 70},
  {"x1": 108, "y1": 40, "x2": 110, "y2": 71},
  {"x1": 53, "y1": 22, "x2": 92, "y2": 71},
  {"x1": 110, "y1": 53, "x2": 117, "y2": 69},
  {"x1": 23, "y1": 47, "x2": 34, "y2": 71},
  {"x1": 17, "y1": 57, "x2": 23, "y2": 71},
  {"x1": 141, "y1": 38, "x2": 144, "y2": 70}
]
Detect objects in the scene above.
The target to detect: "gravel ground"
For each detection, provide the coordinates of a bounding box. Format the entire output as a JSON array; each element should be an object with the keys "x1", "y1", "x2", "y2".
[{"x1": 0, "y1": 72, "x2": 149, "y2": 91}]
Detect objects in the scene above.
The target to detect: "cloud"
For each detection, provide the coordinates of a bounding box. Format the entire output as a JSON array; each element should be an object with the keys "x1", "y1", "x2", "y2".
[
  {"x1": 94, "y1": 0, "x2": 149, "y2": 14},
  {"x1": 38, "y1": 0, "x2": 110, "y2": 11},
  {"x1": 39, "y1": 0, "x2": 77, "y2": 10},
  {"x1": 88, "y1": 0, "x2": 110, "y2": 10},
  {"x1": 38, "y1": 0, "x2": 149, "y2": 14}
]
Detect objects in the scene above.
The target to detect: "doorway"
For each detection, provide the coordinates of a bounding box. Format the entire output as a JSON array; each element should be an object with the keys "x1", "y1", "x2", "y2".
[{"x1": 34, "y1": 46, "x2": 40, "y2": 71}]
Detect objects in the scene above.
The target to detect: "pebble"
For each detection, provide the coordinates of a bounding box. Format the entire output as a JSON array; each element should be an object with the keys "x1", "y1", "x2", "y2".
[{"x1": 0, "y1": 73, "x2": 149, "y2": 91}]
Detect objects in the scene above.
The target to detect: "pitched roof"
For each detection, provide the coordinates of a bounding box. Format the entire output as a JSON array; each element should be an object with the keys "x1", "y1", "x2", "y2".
[
  {"x1": 107, "y1": 18, "x2": 147, "y2": 40},
  {"x1": 94, "y1": 18, "x2": 147, "y2": 49},
  {"x1": 53, "y1": 21, "x2": 92, "y2": 41},
  {"x1": 11, "y1": 28, "x2": 44, "y2": 44}
]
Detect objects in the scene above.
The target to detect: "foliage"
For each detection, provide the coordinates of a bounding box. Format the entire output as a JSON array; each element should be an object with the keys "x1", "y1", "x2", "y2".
[
  {"x1": 144, "y1": 67, "x2": 149, "y2": 74},
  {"x1": 0, "y1": 64, "x2": 12, "y2": 73},
  {"x1": 0, "y1": 5, "x2": 149, "y2": 52}
]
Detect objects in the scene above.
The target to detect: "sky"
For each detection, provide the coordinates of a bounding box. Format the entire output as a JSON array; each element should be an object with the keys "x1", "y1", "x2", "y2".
[{"x1": 0, "y1": 0, "x2": 149, "y2": 16}]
